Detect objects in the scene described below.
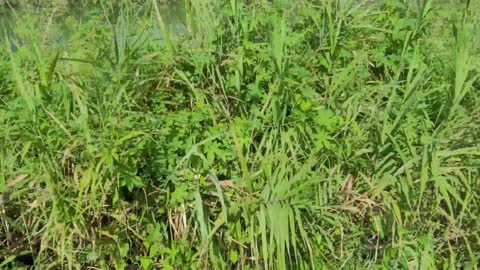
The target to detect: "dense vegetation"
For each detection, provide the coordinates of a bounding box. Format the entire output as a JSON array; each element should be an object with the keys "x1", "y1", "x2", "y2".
[{"x1": 0, "y1": 0, "x2": 479, "y2": 269}]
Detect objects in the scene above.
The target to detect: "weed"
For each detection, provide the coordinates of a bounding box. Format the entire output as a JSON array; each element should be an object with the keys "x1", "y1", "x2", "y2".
[{"x1": 0, "y1": 0, "x2": 479, "y2": 269}]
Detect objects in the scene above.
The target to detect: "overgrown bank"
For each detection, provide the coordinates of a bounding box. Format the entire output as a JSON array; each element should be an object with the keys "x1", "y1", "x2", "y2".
[{"x1": 0, "y1": 0, "x2": 479, "y2": 269}]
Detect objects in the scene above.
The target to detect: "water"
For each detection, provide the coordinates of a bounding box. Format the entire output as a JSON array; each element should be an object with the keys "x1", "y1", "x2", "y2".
[{"x1": 0, "y1": 3, "x2": 186, "y2": 52}]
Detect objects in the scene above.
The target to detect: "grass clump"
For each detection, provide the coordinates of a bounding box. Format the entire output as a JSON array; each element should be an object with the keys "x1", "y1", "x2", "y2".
[{"x1": 1, "y1": 0, "x2": 479, "y2": 269}]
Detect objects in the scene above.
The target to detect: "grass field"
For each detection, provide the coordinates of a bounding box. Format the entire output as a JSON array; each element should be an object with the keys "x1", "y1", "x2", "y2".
[{"x1": 0, "y1": 0, "x2": 479, "y2": 269}]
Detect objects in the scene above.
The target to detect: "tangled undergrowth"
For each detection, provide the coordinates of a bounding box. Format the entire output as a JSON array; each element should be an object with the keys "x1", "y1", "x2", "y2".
[{"x1": 0, "y1": 0, "x2": 479, "y2": 269}]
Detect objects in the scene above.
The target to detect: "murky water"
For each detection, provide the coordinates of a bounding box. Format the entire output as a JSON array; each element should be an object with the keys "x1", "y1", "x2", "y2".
[{"x1": 0, "y1": 3, "x2": 186, "y2": 52}]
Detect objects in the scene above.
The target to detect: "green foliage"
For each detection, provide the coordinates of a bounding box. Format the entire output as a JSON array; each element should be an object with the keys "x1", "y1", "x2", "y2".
[{"x1": 0, "y1": 0, "x2": 479, "y2": 269}]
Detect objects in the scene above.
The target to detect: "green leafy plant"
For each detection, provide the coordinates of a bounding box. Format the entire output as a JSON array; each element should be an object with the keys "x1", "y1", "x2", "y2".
[{"x1": 0, "y1": 0, "x2": 479, "y2": 269}]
